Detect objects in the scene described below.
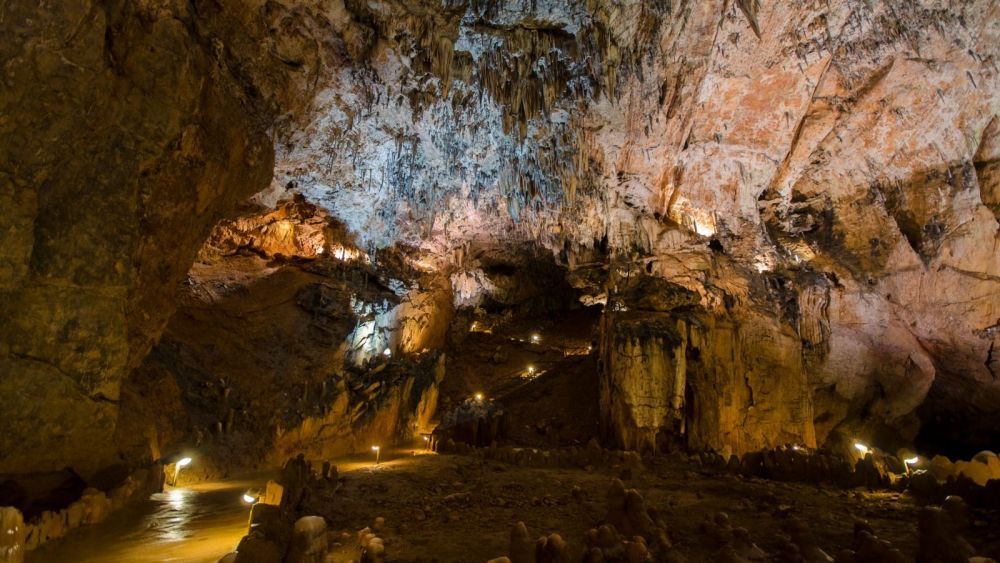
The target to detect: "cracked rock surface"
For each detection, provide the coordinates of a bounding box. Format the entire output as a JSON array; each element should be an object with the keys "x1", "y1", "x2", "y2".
[{"x1": 2, "y1": 0, "x2": 999, "y2": 477}]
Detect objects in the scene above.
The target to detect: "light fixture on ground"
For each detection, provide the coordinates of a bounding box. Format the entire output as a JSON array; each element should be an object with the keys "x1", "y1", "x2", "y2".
[
  {"x1": 372, "y1": 445, "x2": 381, "y2": 465},
  {"x1": 531, "y1": 333, "x2": 540, "y2": 344},
  {"x1": 242, "y1": 489, "x2": 259, "y2": 505},
  {"x1": 474, "y1": 392, "x2": 484, "y2": 402},
  {"x1": 526, "y1": 365, "x2": 536, "y2": 376},
  {"x1": 173, "y1": 456, "x2": 192, "y2": 485},
  {"x1": 854, "y1": 442, "x2": 870, "y2": 455},
  {"x1": 383, "y1": 348, "x2": 391, "y2": 357},
  {"x1": 904, "y1": 456, "x2": 919, "y2": 465}
]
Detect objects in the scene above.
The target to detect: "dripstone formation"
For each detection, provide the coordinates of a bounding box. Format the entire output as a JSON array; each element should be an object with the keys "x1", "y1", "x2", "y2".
[{"x1": 1, "y1": 0, "x2": 999, "y2": 561}]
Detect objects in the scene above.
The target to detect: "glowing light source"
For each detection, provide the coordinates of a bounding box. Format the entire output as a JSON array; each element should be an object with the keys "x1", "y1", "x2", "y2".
[
  {"x1": 530, "y1": 333, "x2": 540, "y2": 344},
  {"x1": 526, "y1": 365, "x2": 536, "y2": 376},
  {"x1": 242, "y1": 492, "x2": 258, "y2": 505},
  {"x1": 474, "y1": 392, "x2": 484, "y2": 402},
  {"x1": 693, "y1": 221, "x2": 715, "y2": 237},
  {"x1": 383, "y1": 348, "x2": 392, "y2": 357},
  {"x1": 904, "y1": 456, "x2": 919, "y2": 465},
  {"x1": 172, "y1": 456, "x2": 193, "y2": 485},
  {"x1": 854, "y1": 442, "x2": 870, "y2": 455},
  {"x1": 372, "y1": 445, "x2": 381, "y2": 465}
]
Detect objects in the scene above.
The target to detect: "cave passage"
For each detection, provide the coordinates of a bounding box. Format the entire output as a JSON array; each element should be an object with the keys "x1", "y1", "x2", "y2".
[
  {"x1": 25, "y1": 478, "x2": 262, "y2": 563},
  {"x1": 3, "y1": 0, "x2": 1000, "y2": 562}
]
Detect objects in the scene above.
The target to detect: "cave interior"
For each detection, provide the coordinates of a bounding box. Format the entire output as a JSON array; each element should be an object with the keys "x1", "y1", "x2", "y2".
[{"x1": 2, "y1": 1, "x2": 1000, "y2": 562}]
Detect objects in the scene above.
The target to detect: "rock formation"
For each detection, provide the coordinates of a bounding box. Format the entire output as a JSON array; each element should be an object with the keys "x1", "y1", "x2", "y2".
[
  {"x1": 0, "y1": 0, "x2": 342, "y2": 476},
  {"x1": 117, "y1": 198, "x2": 449, "y2": 472},
  {"x1": 2, "y1": 0, "x2": 999, "y2": 496}
]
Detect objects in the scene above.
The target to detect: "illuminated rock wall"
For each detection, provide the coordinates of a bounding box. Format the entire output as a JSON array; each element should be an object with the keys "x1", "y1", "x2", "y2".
[
  {"x1": 599, "y1": 313, "x2": 687, "y2": 453},
  {"x1": 258, "y1": 0, "x2": 999, "y2": 453},
  {"x1": 4, "y1": 0, "x2": 1000, "y2": 476},
  {"x1": 599, "y1": 286, "x2": 816, "y2": 456},
  {"x1": 118, "y1": 200, "x2": 452, "y2": 472}
]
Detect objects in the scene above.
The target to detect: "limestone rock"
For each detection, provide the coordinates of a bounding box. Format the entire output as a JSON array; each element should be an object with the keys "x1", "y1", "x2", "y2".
[
  {"x1": 509, "y1": 521, "x2": 535, "y2": 563},
  {"x1": 0, "y1": 507, "x2": 26, "y2": 563},
  {"x1": 234, "y1": 532, "x2": 284, "y2": 563},
  {"x1": 288, "y1": 516, "x2": 327, "y2": 563}
]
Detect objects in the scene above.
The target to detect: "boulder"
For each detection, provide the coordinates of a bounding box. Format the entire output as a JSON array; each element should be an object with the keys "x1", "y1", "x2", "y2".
[
  {"x1": 288, "y1": 516, "x2": 327, "y2": 563},
  {"x1": 234, "y1": 532, "x2": 283, "y2": 563},
  {"x1": 927, "y1": 456, "x2": 955, "y2": 483},
  {"x1": 360, "y1": 536, "x2": 385, "y2": 563}
]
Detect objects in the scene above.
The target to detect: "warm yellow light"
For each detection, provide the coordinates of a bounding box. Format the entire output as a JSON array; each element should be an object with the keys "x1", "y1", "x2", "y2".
[
  {"x1": 854, "y1": 442, "x2": 869, "y2": 455},
  {"x1": 242, "y1": 493, "x2": 257, "y2": 504},
  {"x1": 371, "y1": 445, "x2": 380, "y2": 452},
  {"x1": 422, "y1": 436, "x2": 430, "y2": 442},
  {"x1": 531, "y1": 333, "x2": 540, "y2": 344},
  {"x1": 474, "y1": 392, "x2": 484, "y2": 402},
  {"x1": 526, "y1": 366, "x2": 536, "y2": 375},
  {"x1": 791, "y1": 445, "x2": 801, "y2": 451},
  {"x1": 177, "y1": 457, "x2": 192, "y2": 468},
  {"x1": 904, "y1": 456, "x2": 919, "y2": 465},
  {"x1": 383, "y1": 349, "x2": 391, "y2": 357}
]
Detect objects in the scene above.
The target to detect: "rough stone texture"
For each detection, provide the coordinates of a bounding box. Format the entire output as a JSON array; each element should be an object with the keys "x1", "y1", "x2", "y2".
[
  {"x1": 117, "y1": 200, "x2": 449, "y2": 470},
  {"x1": 0, "y1": 0, "x2": 330, "y2": 476},
  {"x1": 599, "y1": 289, "x2": 816, "y2": 456},
  {"x1": 240, "y1": 0, "x2": 1000, "y2": 455},
  {"x1": 4, "y1": 0, "x2": 1000, "y2": 473}
]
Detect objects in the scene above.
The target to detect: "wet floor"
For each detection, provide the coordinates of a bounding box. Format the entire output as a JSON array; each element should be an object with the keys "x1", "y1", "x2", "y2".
[
  {"x1": 26, "y1": 476, "x2": 269, "y2": 563},
  {"x1": 23, "y1": 448, "x2": 427, "y2": 563}
]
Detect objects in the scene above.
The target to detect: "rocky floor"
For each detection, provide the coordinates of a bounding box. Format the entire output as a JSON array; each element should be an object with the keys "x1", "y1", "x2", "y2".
[{"x1": 294, "y1": 447, "x2": 999, "y2": 562}]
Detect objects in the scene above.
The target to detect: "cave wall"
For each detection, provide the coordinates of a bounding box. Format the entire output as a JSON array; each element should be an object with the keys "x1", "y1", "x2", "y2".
[
  {"x1": 3, "y1": 0, "x2": 999, "y2": 475},
  {"x1": 0, "y1": 0, "x2": 271, "y2": 476},
  {"x1": 0, "y1": 0, "x2": 361, "y2": 476},
  {"x1": 599, "y1": 286, "x2": 816, "y2": 456},
  {"x1": 253, "y1": 0, "x2": 1000, "y2": 455},
  {"x1": 117, "y1": 199, "x2": 452, "y2": 472},
  {"x1": 599, "y1": 313, "x2": 686, "y2": 453}
]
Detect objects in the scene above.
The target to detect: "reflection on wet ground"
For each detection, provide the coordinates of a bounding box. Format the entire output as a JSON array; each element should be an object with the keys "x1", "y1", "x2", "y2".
[
  {"x1": 27, "y1": 475, "x2": 269, "y2": 563},
  {"x1": 25, "y1": 448, "x2": 430, "y2": 562}
]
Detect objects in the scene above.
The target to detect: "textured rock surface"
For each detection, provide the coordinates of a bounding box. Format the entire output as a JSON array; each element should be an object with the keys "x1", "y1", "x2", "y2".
[
  {"x1": 3, "y1": 0, "x2": 1000, "y2": 475},
  {"x1": 0, "y1": 0, "x2": 318, "y2": 476},
  {"x1": 117, "y1": 200, "x2": 448, "y2": 471},
  {"x1": 599, "y1": 280, "x2": 816, "y2": 455},
  {"x1": 249, "y1": 0, "x2": 1000, "y2": 454}
]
